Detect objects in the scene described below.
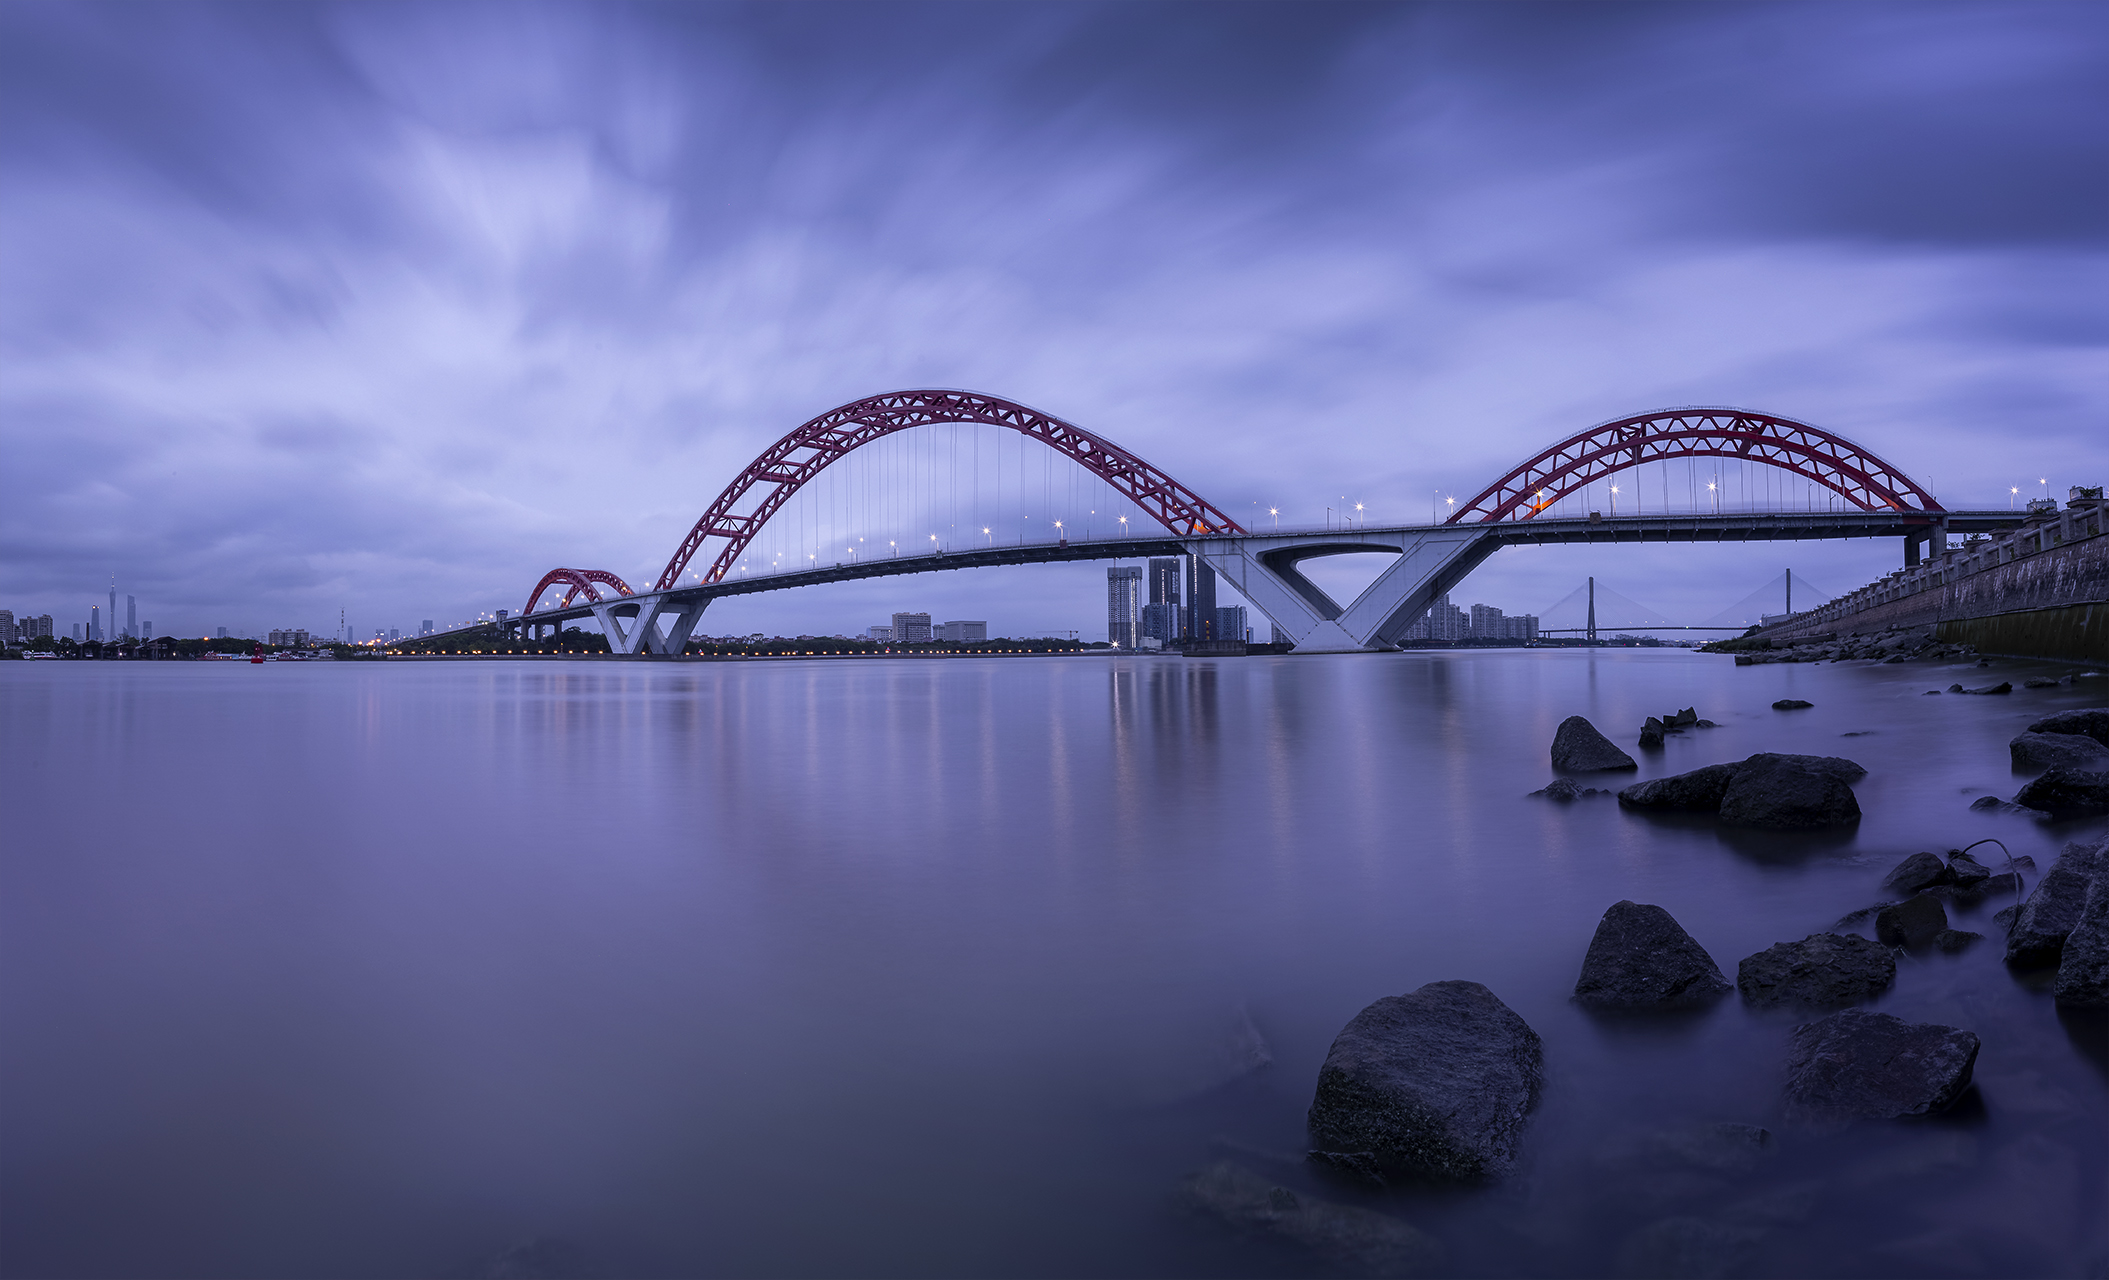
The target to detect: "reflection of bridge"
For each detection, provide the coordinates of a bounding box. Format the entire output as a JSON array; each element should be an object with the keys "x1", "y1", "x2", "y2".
[{"x1": 489, "y1": 391, "x2": 2022, "y2": 655}]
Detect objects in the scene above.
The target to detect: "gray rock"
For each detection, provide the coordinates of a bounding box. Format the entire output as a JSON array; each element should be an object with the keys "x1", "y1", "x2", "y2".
[
  {"x1": 2027, "y1": 707, "x2": 2109, "y2": 748},
  {"x1": 1772, "y1": 698, "x2": 1814, "y2": 710},
  {"x1": 1618, "y1": 763, "x2": 1740, "y2": 812},
  {"x1": 2054, "y1": 836, "x2": 2107, "y2": 878},
  {"x1": 1552, "y1": 715, "x2": 1638, "y2": 772},
  {"x1": 1307, "y1": 980, "x2": 1543, "y2": 1182},
  {"x1": 1961, "y1": 681, "x2": 2013, "y2": 695},
  {"x1": 1783, "y1": 1009, "x2": 1979, "y2": 1125},
  {"x1": 1948, "y1": 683, "x2": 1966, "y2": 693},
  {"x1": 1882, "y1": 852, "x2": 1952, "y2": 894},
  {"x1": 2023, "y1": 677, "x2": 2061, "y2": 688},
  {"x1": 1946, "y1": 852, "x2": 1991, "y2": 885},
  {"x1": 1718, "y1": 753, "x2": 1862, "y2": 830},
  {"x1": 2012, "y1": 769, "x2": 2109, "y2": 817},
  {"x1": 1923, "y1": 689, "x2": 1942, "y2": 695},
  {"x1": 1671, "y1": 707, "x2": 1700, "y2": 728},
  {"x1": 2005, "y1": 867, "x2": 2095, "y2": 967},
  {"x1": 1615, "y1": 1217, "x2": 1766, "y2": 1280},
  {"x1": 1696, "y1": 719, "x2": 1717, "y2": 727},
  {"x1": 1639, "y1": 717, "x2": 1666, "y2": 750},
  {"x1": 1531, "y1": 778, "x2": 1583, "y2": 800},
  {"x1": 1175, "y1": 1161, "x2": 1447, "y2": 1278},
  {"x1": 1966, "y1": 794, "x2": 2043, "y2": 816},
  {"x1": 1573, "y1": 901, "x2": 1732, "y2": 1009},
  {"x1": 1875, "y1": 895, "x2": 1948, "y2": 948},
  {"x1": 2010, "y1": 732, "x2": 2109, "y2": 774},
  {"x1": 2052, "y1": 874, "x2": 2109, "y2": 1009},
  {"x1": 1993, "y1": 904, "x2": 2020, "y2": 934},
  {"x1": 1934, "y1": 930, "x2": 1983, "y2": 953},
  {"x1": 1926, "y1": 871, "x2": 2022, "y2": 908},
  {"x1": 1737, "y1": 933, "x2": 1896, "y2": 1009}
]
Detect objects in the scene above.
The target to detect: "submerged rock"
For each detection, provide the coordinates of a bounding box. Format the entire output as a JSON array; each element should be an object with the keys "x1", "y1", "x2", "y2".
[
  {"x1": 1618, "y1": 764, "x2": 1740, "y2": 812},
  {"x1": 1946, "y1": 851, "x2": 1991, "y2": 885},
  {"x1": 1573, "y1": 901, "x2": 1732, "y2": 1009},
  {"x1": 2013, "y1": 769, "x2": 2109, "y2": 817},
  {"x1": 1782, "y1": 1009, "x2": 1979, "y2": 1125},
  {"x1": 1737, "y1": 933, "x2": 1896, "y2": 1009},
  {"x1": 1639, "y1": 717, "x2": 1666, "y2": 750},
  {"x1": 1307, "y1": 980, "x2": 1543, "y2": 1182},
  {"x1": 2052, "y1": 875, "x2": 2109, "y2": 1009},
  {"x1": 2005, "y1": 867, "x2": 2095, "y2": 967},
  {"x1": 1961, "y1": 682, "x2": 2013, "y2": 695},
  {"x1": 2024, "y1": 677, "x2": 2062, "y2": 689},
  {"x1": 1881, "y1": 852, "x2": 1952, "y2": 894},
  {"x1": 1875, "y1": 895, "x2": 1948, "y2": 948},
  {"x1": 2010, "y1": 732, "x2": 2109, "y2": 774},
  {"x1": 1772, "y1": 698, "x2": 1814, "y2": 710},
  {"x1": 1718, "y1": 754, "x2": 1862, "y2": 830},
  {"x1": 1176, "y1": 1161, "x2": 1446, "y2": 1278},
  {"x1": 2027, "y1": 707, "x2": 2109, "y2": 748},
  {"x1": 1532, "y1": 778, "x2": 1582, "y2": 800},
  {"x1": 1934, "y1": 929, "x2": 1983, "y2": 953},
  {"x1": 1552, "y1": 715, "x2": 1638, "y2": 773}
]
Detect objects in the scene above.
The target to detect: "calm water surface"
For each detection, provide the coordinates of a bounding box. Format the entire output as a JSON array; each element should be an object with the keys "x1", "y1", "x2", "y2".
[{"x1": 3, "y1": 650, "x2": 2105, "y2": 1279}]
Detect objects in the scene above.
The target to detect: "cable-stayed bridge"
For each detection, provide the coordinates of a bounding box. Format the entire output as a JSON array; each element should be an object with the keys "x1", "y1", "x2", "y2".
[{"x1": 452, "y1": 390, "x2": 2022, "y2": 654}]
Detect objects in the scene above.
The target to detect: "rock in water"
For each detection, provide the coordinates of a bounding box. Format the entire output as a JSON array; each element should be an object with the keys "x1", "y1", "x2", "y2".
[
  {"x1": 1573, "y1": 901, "x2": 1732, "y2": 1009},
  {"x1": 1175, "y1": 1161, "x2": 1446, "y2": 1278},
  {"x1": 1672, "y1": 707, "x2": 1700, "y2": 728},
  {"x1": 1551, "y1": 715, "x2": 1638, "y2": 772},
  {"x1": 1639, "y1": 717, "x2": 1666, "y2": 750},
  {"x1": 2010, "y1": 732, "x2": 2109, "y2": 774},
  {"x1": 1736, "y1": 934, "x2": 1896, "y2": 1009},
  {"x1": 1882, "y1": 852, "x2": 1952, "y2": 894},
  {"x1": 1962, "y1": 682, "x2": 2013, "y2": 695},
  {"x1": 1618, "y1": 763, "x2": 1740, "y2": 812},
  {"x1": 2052, "y1": 875, "x2": 2109, "y2": 1009},
  {"x1": 2007, "y1": 867, "x2": 2097, "y2": 967},
  {"x1": 2027, "y1": 707, "x2": 2109, "y2": 749},
  {"x1": 1875, "y1": 895, "x2": 1948, "y2": 948},
  {"x1": 1773, "y1": 698, "x2": 1814, "y2": 710},
  {"x1": 1945, "y1": 852, "x2": 1991, "y2": 885},
  {"x1": 1531, "y1": 778, "x2": 1583, "y2": 800},
  {"x1": 1307, "y1": 980, "x2": 1543, "y2": 1182},
  {"x1": 1718, "y1": 754, "x2": 1862, "y2": 829},
  {"x1": 1934, "y1": 930, "x2": 1983, "y2": 953},
  {"x1": 1782, "y1": 1010, "x2": 1979, "y2": 1125},
  {"x1": 2012, "y1": 769, "x2": 2109, "y2": 817}
]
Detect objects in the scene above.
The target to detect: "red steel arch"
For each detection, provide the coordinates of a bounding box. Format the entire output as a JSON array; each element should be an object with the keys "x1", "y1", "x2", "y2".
[
  {"x1": 655, "y1": 389, "x2": 1244, "y2": 590},
  {"x1": 524, "y1": 567, "x2": 634, "y2": 615},
  {"x1": 1448, "y1": 409, "x2": 1942, "y2": 524}
]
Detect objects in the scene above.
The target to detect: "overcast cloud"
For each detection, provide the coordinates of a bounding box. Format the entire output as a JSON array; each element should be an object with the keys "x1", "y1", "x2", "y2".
[{"x1": 2, "y1": 0, "x2": 2103, "y2": 640}]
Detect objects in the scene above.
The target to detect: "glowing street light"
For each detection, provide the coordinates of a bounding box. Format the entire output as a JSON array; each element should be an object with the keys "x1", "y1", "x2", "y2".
[
  {"x1": 2010, "y1": 486, "x2": 2019, "y2": 510},
  {"x1": 1610, "y1": 485, "x2": 1620, "y2": 517},
  {"x1": 983, "y1": 526, "x2": 992, "y2": 547},
  {"x1": 1268, "y1": 506, "x2": 1279, "y2": 530}
]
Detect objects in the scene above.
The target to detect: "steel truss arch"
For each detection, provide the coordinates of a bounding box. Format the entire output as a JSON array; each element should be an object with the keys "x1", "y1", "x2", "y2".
[
  {"x1": 1447, "y1": 409, "x2": 1943, "y2": 524},
  {"x1": 524, "y1": 567, "x2": 635, "y2": 615},
  {"x1": 655, "y1": 389, "x2": 1244, "y2": 590}
]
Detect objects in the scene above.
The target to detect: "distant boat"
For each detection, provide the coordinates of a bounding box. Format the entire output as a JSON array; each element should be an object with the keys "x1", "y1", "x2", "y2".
[{"x1": 250, "y1": 643, "x2": 264, "y2": 665}]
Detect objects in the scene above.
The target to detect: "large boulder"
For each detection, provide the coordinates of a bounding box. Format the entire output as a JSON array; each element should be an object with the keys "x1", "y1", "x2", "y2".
[
  {"x1": 1573, "y1": 901, "x2": 1732, "y2": 1009},
  {"x1": 1875, "y1": 895, "x2": 1947, "y2": 948},
  {"x1": 1783, "y1": 1009, "x2": 1980, "y2": 1125},
  {"x1": 2010, "y1": 732, "x2": 2109, "y2": 774},
  {"x1": 2052, "y1": 875, "x2": 2109, "y2": 1009},
  {"x1": 2027, "y1": 707, "x2": 2109, "y2": 749},
  {"x1": 1881, "y1": 852, "x2": 1952, "y2": 894},
  {"x1": 1946, "y1": 851, "x2": 1991, "y2": 885},
  {"x1": 1718, "y1": 754, "x2": 1862, "y2": 829},
  {"x1": 1618, "y1": 764, "x2": 1740, "y2": 812},
  {"x1": 1552, "y1": 716, "x2": 1638, "y2": 772},
  {"x1": 2012, "y1": 769, "x2": 2109, "y2": 817},
  {"x1": 1307, "y1": 981, "x2": 1543, "y2": 1182},
  {"x1": 1175, "y1": 1161, "x2": 1446, "y2": 1278},
  {"x1": 2004, "y1": 867, "x2": 2095, "y2": 967},
  {"x1": 1736, "y1": 933, "x2": 1896, "y2": 1009}
]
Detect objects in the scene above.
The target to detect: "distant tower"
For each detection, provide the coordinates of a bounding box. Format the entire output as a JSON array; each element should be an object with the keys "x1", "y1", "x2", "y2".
[
  {"x1": 1106, "y1": 566, "x2": 1141, "y2": 648},
  {"x1": 108, "y1": 577, "x2": 116, "y2": 641},
  {"x1": 1586, "y1": 576, "x2": 1597, "y2": 644},
  {"x1": 89, "y1": 605, "x2": 100, "y2": 643}
]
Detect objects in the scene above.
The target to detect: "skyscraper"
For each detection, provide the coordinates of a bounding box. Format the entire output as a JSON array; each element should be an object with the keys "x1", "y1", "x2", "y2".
[
  {"x1": 1143, "y1": 556, "x2": 1183, "y2": 642},
  {"x1": 891, "y1": 612, "x2": 932, "y2": 642},
  {"x1": 126, "y1": 595, "x2": 137, "y2": 640},
  {"x1": 1106, "y1": 567, "x2": 1141, "y2": 648},
  {"x1": 89, "y1": 605, "x2": 100, "y2": 642},
  {"x1": 1184, "y1": 556, "x2": 1218, "y2": 642}
]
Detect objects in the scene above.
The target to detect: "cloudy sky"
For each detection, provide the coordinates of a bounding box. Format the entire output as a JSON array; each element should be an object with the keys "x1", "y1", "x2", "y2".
[{"x1": 2, "y1": 0, "x2": 2103, "y2": 641}]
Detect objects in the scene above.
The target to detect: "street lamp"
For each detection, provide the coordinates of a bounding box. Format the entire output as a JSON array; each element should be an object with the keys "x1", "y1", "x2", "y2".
[
  {"x1": 2010, "y1": 486, "x2": 2019, "y2": 510},
  {"x1": 1707, "y1": 480, "x2": 1718, "y2": 514},
  {"x1": 983, "y1": 526, "x2": 992, "y2": 547},
  {"x1": 1610, "y1": 485, "x2": 1620, "y2": 517},
  {"x1": 1269, "y1": 506, "x2": 1279, "y2": 530},
  {"x1": 1354, "y1": 502, "x2": 1365, "y2": 528}
]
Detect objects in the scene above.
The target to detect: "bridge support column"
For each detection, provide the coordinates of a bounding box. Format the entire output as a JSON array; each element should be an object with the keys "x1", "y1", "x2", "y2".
[
  {"x1": 1185, "y1": 526, "x2": 1495, "y2": 653},
  {"x1": 590, "y1": 594, "x2": 710, "y2": 656},
  {"x1": 1905, "y1": 535, "x2": 1921, "y2": 567}
]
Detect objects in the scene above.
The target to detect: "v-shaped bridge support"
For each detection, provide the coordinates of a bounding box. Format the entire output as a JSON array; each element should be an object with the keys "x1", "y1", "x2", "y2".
[
  {"x1": 589, "y1": 593, "x2": 711, "y2": 656},
  {"x1": 1184, "y1": 527, "x2": 1497, "y2": 652}
]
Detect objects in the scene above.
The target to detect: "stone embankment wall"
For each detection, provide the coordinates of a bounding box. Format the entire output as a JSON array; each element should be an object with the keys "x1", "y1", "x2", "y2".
[{"x1": 1762, "y1": 501, "x2": 2109, "y2": 662}]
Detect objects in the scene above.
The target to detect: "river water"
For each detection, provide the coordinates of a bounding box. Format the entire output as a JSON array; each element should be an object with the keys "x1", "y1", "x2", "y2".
[{"x1": 2, "y1": 650, "x2": 2104, "y2": 1279}]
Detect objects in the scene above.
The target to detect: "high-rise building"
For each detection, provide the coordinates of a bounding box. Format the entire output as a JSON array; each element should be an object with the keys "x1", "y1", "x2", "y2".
[
  {"x1": 420, "y1": 620, "x2": 434, "y2": 636},
  {"x1": 868, "y1": 625, "x2": 894, "y2": 641},
  {"x1": 937, "y1": 620, "x2": 987, "y2": 642},
  {"x1": 1147, "y1": 558, "x2": 1181, "y2": 609},
  {"x1": 126, "y1": 595, "x2": 137, "y2": 640},
  {"x1": 1402, "y1": 594, "x2": 1468, "y2": 641},
  {"x1": 1466, "y1": 604, "x2": 1539, "y2": 641},
  {"x1": 89, "y1": 605, "x2": 100, "y2": 642},
  {"x1": 108, "y1": 581, "x2": 116, "y2": 641},
  {"x1": 1106, "y1": 566, "x2": 1141, "y2": 648},
  {"x1": 1215, "y1": 606, "x2": 1248, "y2": 644},
  {"x1": 1141, "y1": 602, "x2": 1180, "y2": 643},
  {"x1": 16, "y1": 614, "x2": 53, "y2": 641},
  {"x1": 141, "y1": 620, "x2": 152, "y2": 639},
  {"x1": 72, "y1": 623, "x2": 82, "y2": 642},
  {"x1": 0, "y1": 610, "x2": 13, "y2": 644},
  {"x1": 216, "y1": 627, "x2": 229, "y2": 639},
  {"x1": 891, "y1": 611, "x2": 932, "y2": 642},
  {"x1": 1184, "y1": 556, "x2": 1218, "y2": 642},
  {"x1": 387, "y1": 628, "x2": 400, "y2": 642}
]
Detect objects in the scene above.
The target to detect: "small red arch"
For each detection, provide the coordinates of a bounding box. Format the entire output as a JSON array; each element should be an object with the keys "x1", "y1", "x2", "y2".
[
  {"x1": 524, "y1": 567, "x2": 634, "y2": 615},
  {"x1": 655, "y1": 389, "x2": 1243, "y2": 590},
  {"x1": 1448, "y1": 409, "x2": 1942, "y2": 523}
]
